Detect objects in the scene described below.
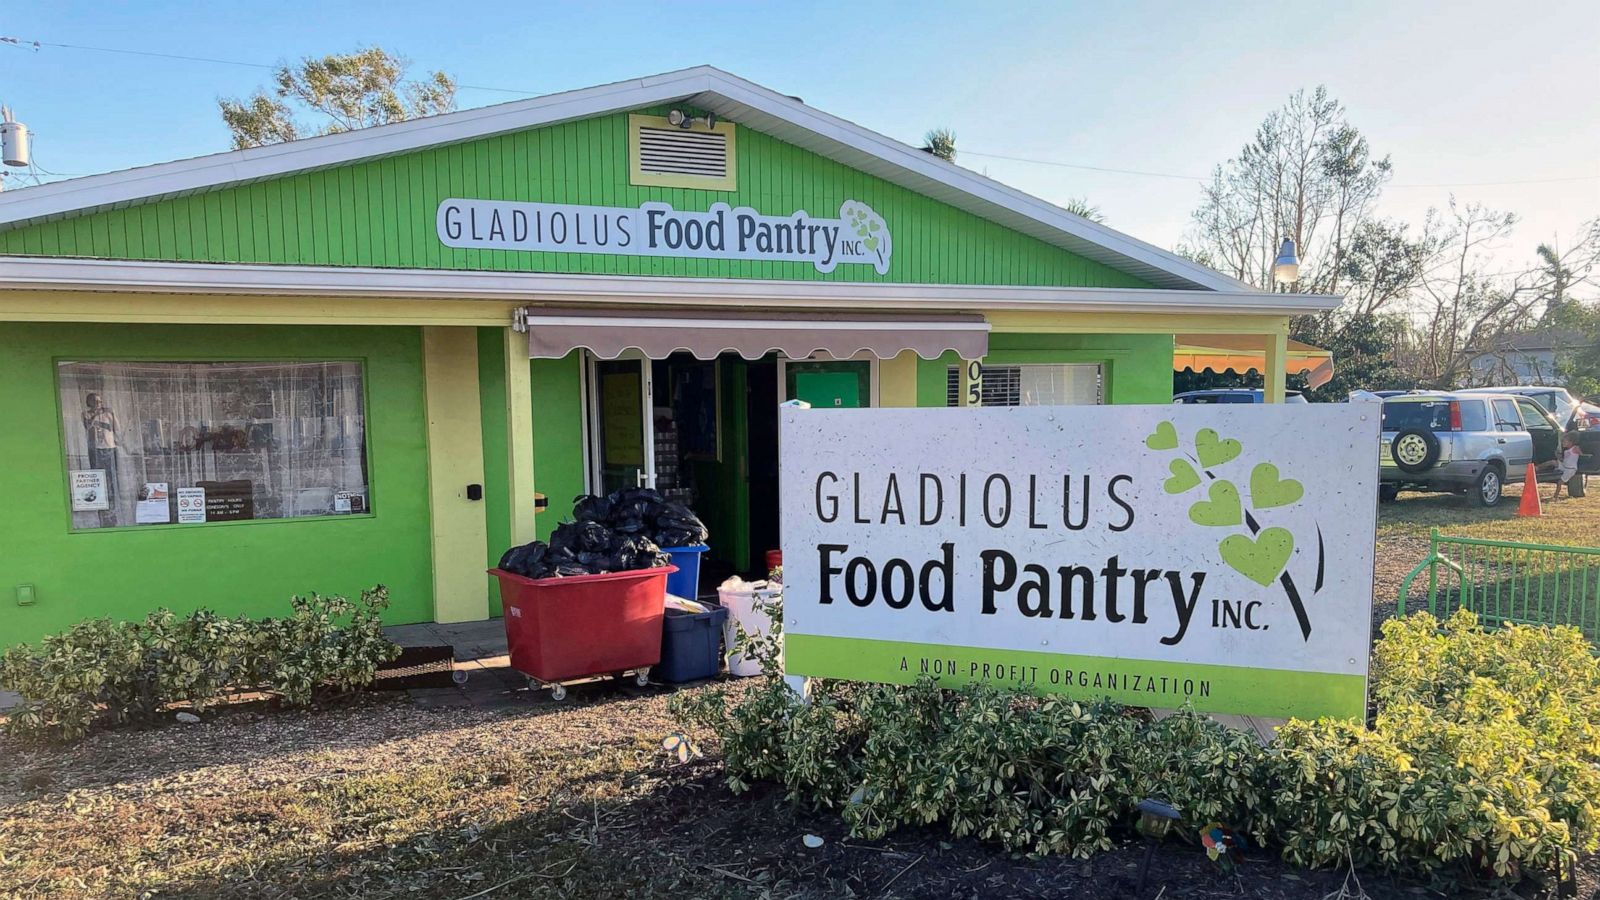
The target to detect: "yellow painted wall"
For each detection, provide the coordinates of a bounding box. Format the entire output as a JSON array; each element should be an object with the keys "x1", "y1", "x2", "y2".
[
  {"x1": 878, "y1": 351, "x2": 919, "y2": 406},
  {"x1": 502, "y1": 328, "x2": 538, "y2": 546},
  {"x1": 987, "y1": 310, "x2": 1289, "y2": 336},
  {"x1": 423, "y1": 326, "x2": 490, "y2": 623},
  {"x1": 0, "y1": 290, "x2": 520, "y2": 326}
]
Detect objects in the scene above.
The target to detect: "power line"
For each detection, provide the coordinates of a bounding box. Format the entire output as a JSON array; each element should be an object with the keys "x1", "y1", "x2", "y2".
[
  {"x1": 6, "y1": 34, "x2": 1598, "y2": 189},
  {"x1": 961, "y1": 148, "x2": 1600, "y2": 189},
  {"x1": 959, "y1": 149, "x2": 1206, "y2": 181},
  {"x1": 2, "y1": 35, "x2": 541, "y2": 95}
]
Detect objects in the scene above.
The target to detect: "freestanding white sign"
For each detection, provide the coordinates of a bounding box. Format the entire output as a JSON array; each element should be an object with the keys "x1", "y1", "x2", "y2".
[{"x1": 778, "y1": 404, "x2": 1381, "y2": 720}]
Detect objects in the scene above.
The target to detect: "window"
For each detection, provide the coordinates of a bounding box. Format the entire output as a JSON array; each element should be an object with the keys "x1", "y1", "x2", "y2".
[
  {"x1": 629, "y1": 114, "x2": 738, "y2": 191},
  {"x1": 946, "y1": 364, "x2": 1103, "y2": 406},
  {"x1": 1456, "y1": 400, "x2": 1488, "y2": 432},
  {"x1": 1381, "y1": 400, "x2": 1451, "y2": 431},
  {"x1": 1491, "y1": 399, "x2": 1521, "y2": 431},
  {"x1": 1516, "y1": 399, "x2": 1554, "y2": 431},
  {"x1": 58, "y1": 361, "x2": 370, "y2": 530}
]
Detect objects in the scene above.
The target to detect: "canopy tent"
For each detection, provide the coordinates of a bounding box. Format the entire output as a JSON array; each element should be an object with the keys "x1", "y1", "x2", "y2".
[
  {"x1": 521, "y1": 308, "x2": 989, "y2": 360},
  {"x1": 1173, "y1": 334, "x2": 1335, "y2": 389}
]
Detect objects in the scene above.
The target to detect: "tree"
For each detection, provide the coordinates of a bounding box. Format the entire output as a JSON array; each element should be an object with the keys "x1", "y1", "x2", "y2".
[
  {"x1": 1545, "y1": 218, "x2": 1600, "y2": 397},
  {"x1": 1291, "y1": 310, "x2": 1408, "y2": 400},
  {"x1": 219, "y1": 47, "x2": 456, "y2": 149},
  {"x1": 1182, "y1": 87, "x2": 1406, "y2": 395},
  {"x1": 921, "y1": 128, "x2": 956, "y2": 161},
  {"x1": 1185, "y1": 87, "x2": 1392, "y2": 296},
  {"x1": 1394, "y1": 201, "x2": 1529, "y2": 388},
  {"x1": 1391, "y1": 210, "x2": 1600, "y2": 390}
]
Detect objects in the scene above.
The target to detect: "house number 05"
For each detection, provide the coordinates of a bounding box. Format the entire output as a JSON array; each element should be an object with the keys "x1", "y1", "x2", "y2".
[{"x1": 965, "y1": 360, "x2": 984, "y2": 406}]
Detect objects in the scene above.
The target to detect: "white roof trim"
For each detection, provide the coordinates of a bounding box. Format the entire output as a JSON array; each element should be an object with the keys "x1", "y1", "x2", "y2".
[
  {"x1": 0, "y1": 66, "x2": 1257, "y2": 294},
  {"x1": 0, "y1": 256, "x2": 1341, "y2": 316}
]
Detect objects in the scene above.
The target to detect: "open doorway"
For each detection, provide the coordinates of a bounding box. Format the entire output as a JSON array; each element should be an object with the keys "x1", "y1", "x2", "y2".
[{"x1": 584, "y1": 351, "x2": 874, "y2": 595}]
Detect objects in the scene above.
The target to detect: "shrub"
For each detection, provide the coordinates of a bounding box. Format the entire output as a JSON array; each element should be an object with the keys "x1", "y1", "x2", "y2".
[
  {"x1": 1267, "y1": 611, "x2": 1600, "y2": 879},
  {"x1": 0, "y1": 586, "x2": 399, "y2": 741},
  {"x1": 677, "y1": 610, "x2": 1600, "y2": 884}
]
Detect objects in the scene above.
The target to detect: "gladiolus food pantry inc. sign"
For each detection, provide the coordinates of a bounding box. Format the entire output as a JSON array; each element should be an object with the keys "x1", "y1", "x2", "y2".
[
  {"x1": 777, "y1": 404, "x2": 1381, "y2": 720},
  {"x1": 437, "y1": 198, "x2": 893, "y2": 274}
]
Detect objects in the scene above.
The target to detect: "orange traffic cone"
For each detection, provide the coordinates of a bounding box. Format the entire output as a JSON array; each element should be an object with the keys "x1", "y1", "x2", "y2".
[{"x1": 1518, "y1": 463, "x2": 1542, "y2": 517}]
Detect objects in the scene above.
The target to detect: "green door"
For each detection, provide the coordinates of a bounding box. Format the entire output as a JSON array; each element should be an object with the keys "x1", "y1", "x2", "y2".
[{"x1": 795, "y1": 371, "x2": 862, "y2": 408}]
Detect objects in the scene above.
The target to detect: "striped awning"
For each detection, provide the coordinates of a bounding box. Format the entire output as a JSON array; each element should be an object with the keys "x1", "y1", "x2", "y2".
[
  {"x1": 1174, "y1": 334, "x2": 1335, "y2": 388},
  {"x1": 521, "y1": 308, "x2": 989, "y2": 361}
]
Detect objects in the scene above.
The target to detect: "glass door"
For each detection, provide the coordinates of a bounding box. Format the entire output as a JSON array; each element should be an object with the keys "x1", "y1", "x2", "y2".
[{"x1": 587, "y1": 355, "x2": 656, "y2": 494}]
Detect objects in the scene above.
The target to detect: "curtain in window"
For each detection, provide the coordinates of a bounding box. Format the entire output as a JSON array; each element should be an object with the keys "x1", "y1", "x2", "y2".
[{"x1": 57, "y1": 361, "x2": 369, "y2": 529}]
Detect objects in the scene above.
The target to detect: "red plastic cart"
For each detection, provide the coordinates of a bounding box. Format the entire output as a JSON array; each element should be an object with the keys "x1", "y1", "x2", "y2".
[{"x1": 488, "y1": 565, "x2": 676, "y2": 700}]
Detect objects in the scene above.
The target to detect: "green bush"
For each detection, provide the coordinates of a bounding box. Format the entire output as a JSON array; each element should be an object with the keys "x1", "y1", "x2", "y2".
[
  {"x1": 1267, "y1": 611, "x2": 1600, "y2": 878},
  {"x1": 0, "y1": 587, "x2": 400, "y2": 741},
  {"x1": 675, "y1": 609, "x2": 1600, "y2": 883}
]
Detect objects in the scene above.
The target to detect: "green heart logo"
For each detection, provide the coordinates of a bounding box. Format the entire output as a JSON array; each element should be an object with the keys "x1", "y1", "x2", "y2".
[
  {"x1": 1249, "y1": 462, "x2": 1303, "y2": 509},
  {"x1": 1164, "y1": 459, "x2": 1201, "y2": 494},
  {"x1": 1188, "y1": 480, "x2": 1242, "y2": 527},
  {"x1": 1145, "y1": 421, "x2": 1178, "y2": 451},
  {"x1": 1220, "y1": 527, "x2": 1295, "y2": 587},
  {"x1": 1195, "y1": 428, "x2": 1242, "y2": 468}
]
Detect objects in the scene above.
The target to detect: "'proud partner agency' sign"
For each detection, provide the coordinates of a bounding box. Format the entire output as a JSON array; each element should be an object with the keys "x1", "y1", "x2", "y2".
[{"x1": 778, "y1": 404, "x2": 1381, "y2": 720}]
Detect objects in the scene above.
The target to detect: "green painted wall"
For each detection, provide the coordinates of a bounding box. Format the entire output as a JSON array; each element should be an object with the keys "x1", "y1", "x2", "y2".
[
  {"x1": 916, "y1": 333, "x2": 1176, "y2": 406},
  {"x1": 477, "y1": 327, "x2": 510, "y2": 617},
  {"x1": 0, "y1": 113, "x2": 1151, "y2": 289},
  {"x1": 0, "y1": 323, "x2": 434, "y2": 646},
  {"x1": 529, "y1": 354, "x2": 588, "y2": 542}
]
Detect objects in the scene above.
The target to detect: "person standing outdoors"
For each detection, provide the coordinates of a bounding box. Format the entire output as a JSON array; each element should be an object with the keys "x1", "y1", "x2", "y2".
[{"x1": 1550, "y1": 432, "x2": 1583, "y2": 501}]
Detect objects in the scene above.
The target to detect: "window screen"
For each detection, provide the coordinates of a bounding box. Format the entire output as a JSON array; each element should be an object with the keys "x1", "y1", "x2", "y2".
[
  {"x1": 946, "y1": 364, "x2": 1104, "y2": 406},
  {"x1": 58, "y1": 361, "x2": 371, "y2": 530}
]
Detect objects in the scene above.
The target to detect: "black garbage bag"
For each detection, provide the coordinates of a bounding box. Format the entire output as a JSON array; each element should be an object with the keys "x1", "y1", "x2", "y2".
[
  {"x1": 574, "y1": 520, "x2": 612, "y2": 553},
  {"x1": 496, "y1": 486, "x2": 708, "y2": 578},
  {"x1": 572, "y1": 493, "x2": 613, "y2": 523}
]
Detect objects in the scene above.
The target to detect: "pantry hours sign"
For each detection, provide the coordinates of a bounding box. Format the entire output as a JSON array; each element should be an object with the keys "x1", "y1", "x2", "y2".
[
  {"x1": 437, "y1": 198, "x2": 892, "y2": 274},
  {"x1": 777, "y1": 404, "x2": 1381, "y2": 720}
]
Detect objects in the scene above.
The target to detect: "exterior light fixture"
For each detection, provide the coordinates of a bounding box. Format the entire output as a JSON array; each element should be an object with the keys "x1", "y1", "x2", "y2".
[
  {"x1": 1272, "y1": 236, "x2": 1300, "y2": 285},
  {"x1": 665, "y1": 108, "x2": 716, "y2": 130},
  {"x1": 1134, "y1": 798, "x2": 1180, "y2": 896}
]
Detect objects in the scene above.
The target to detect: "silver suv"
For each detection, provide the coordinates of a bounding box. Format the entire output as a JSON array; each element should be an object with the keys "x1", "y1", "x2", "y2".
[
  {"x1": 1459, "y1": 385, "x2": 1585, "y2": 431},
  {"x1": 1379, "y1": 392, "x2": 1542, "y2": 506}
]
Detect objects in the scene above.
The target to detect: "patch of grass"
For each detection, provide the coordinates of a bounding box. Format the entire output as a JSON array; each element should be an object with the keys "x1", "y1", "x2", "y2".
[
  {"x1": 0, "y1": 737, "x2": 731, "y2": 899},
  {"x1": 1378, "y1": 483, "x2": 1600, "y2": 547}
]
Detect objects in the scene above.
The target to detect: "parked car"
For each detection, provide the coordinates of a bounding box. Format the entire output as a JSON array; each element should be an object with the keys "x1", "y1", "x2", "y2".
[
  {"x1": 1379, "y1": 392, "x2": 1600, "y2": 506},
  {"x1": 1459, "y1": 385, "x2": 1586, "y2": 430},
  {"x1": 1173, "y1": 389, "x2": 1307, "y2": 404},
  {"x1": 1577, "y1": 401, "x2": 1600, "y2": 430}
]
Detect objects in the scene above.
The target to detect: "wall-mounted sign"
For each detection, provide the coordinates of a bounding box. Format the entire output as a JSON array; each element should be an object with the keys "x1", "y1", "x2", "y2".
[
  {"x1": 136, "y1": 482, "x2": 171, "y2": 524},
  {"x1": 778, "y1": 404, "x2": 1381, "y2": 721},
  {"x1": 197, "y1": 480, "x2": 253, "y2": 522},
  {"x1": 69, "y1": 469, "x2": 110, "y2": 511},
  {"x1": 176, "y1": 487, "x2": 206, "y2": 523},
  {"x1": 437, "y1": 198, "x2": 892, "y2": 275}
]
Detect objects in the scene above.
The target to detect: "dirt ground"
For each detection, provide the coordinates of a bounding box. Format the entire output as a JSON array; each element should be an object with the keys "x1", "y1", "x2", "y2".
[{"x1": 3, "y1": 490, "x2": 1598, "y2": 900}]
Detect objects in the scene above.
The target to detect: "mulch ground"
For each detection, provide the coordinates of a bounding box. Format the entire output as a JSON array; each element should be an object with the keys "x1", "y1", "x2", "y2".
[{"x1": 3, "y1": 491, "x2": 1598, "y2": 900}]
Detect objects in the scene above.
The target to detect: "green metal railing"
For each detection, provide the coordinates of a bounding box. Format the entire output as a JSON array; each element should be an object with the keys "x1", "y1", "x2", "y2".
[{"x1": 1398, "y1": 530, "x2": 1600, "y2": 644}]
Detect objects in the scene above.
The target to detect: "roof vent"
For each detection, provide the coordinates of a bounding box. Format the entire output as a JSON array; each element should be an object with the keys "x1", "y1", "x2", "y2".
[
  {"x1": 630, "y1": 114, "x2": 736, "y2": 190},
  {"x1": 637, "y1": 126, "x2": 728, "y2": 178}
]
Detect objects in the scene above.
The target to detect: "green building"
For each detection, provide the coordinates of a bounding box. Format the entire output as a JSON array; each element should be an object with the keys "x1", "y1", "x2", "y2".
[{"x1": 0, "y1": 67, "x2": 1337, "y2": 644}]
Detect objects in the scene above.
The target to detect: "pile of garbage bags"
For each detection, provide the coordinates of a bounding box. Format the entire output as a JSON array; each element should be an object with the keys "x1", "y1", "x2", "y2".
[{"x1": 497, "y1": 488, "x2": 710, "y2": 579}]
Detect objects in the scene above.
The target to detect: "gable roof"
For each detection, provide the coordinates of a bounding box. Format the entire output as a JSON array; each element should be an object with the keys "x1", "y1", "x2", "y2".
[{"x1": 0, "y1": 65, "x2": 1249, "y2": 292}]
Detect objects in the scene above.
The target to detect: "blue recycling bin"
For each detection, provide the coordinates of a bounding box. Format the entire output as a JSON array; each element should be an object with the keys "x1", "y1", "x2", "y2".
[
  {"x1": 661, "y1": 544, "x2": 708, "y2": 599},
  {"x1": 655, "y1": 605, "x2": 729, "y2": 683}
]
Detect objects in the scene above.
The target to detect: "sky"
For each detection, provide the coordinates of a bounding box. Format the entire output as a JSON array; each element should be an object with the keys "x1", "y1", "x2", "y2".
[{"x1": 2, "y1": 1, "x2": 1597, "y2": 265}]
